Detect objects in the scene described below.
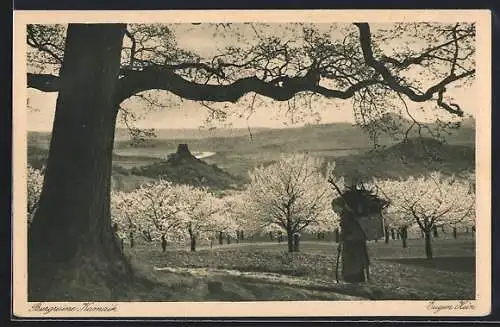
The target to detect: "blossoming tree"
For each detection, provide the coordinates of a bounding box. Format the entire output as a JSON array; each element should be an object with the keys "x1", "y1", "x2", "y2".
[
  {"x1": 246, "y1": 153, "x2": 338, "y2": 252},
  {"x1": 375, "y1": 172, "x2": 475, "y2": 259},
  {"x1": 219, "y1": 191, "x2": 260, "y2": 244},
  {"x1": 172, "y1": 184, "x2": 226, "y2": 251}
]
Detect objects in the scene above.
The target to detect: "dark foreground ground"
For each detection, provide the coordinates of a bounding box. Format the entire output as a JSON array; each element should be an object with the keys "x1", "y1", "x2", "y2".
[{"x1": 121, "y1": 238, "x2": 475, "y2": 301}]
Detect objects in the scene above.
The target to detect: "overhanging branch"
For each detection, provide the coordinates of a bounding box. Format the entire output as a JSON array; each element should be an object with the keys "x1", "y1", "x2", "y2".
[
  {"x1": 114, "y1": 67, "x2": 380, "y2": 105},
  {"x1": 27, "y1": 73, "x2": 60, "y2": 92},
  {"x1": 354, "y1": 22, "x2": 473, "y2": 116}
]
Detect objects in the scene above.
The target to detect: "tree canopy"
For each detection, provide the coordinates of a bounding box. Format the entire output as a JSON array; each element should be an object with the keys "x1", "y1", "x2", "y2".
[{"x1": 27, "y1": 22, "x2": 475, "y2": 139}]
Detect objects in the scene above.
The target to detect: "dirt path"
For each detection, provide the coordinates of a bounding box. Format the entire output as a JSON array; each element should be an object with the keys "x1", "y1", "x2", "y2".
[{"x1": 153, "y1": 265, "x2": 366, "y2": 301}]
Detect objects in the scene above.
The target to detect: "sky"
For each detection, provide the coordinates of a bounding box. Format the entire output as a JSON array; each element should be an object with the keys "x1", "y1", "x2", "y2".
[{"x1": 26, "y1": 23, "x2": 477, "y2": 131}]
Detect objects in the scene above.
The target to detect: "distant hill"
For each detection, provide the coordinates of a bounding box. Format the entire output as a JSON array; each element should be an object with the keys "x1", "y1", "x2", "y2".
[
  {"x1": 128, "y1": 143, "x2": 245, "y2": 190},
  {"x1": 27, "y1": 118, "x2": 475, "y2": 189},
  {"x1": 332, "y1": 137, "x2": 475, "y2": 181},
  {"x1": 114, "y1": 126, "x2": 272, "y2": 141}
]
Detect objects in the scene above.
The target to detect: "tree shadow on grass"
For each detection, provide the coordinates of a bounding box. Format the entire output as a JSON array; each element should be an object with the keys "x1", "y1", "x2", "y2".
[{"x1": 378, "y1": 256, "x2": 475, "y2": 273}]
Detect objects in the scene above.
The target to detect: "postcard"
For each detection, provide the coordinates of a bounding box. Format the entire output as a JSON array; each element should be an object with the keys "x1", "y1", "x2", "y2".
[{"x1": 12, "y1": 9, "x2": 491, "y2": 318}]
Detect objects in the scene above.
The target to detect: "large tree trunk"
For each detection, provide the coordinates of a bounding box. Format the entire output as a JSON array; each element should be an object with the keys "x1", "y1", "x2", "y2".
[{"x1": 28, "y1": 24, "x2": 130, "y2": 301}]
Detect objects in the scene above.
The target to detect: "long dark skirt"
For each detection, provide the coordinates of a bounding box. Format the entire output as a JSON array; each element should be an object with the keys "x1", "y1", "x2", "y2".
[{"x1": 342, "y1": 240, "x2": 369, "y2": 283}]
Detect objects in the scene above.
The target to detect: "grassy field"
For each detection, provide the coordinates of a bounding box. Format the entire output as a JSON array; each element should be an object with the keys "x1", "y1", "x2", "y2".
[{"x1": 122, "y1": 238, "x2": 475, "y2": 301}]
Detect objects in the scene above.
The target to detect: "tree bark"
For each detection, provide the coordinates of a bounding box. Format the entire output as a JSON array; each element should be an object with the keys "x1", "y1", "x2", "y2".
[
  {"x1": 424, "y1": 230, "x2": 433, "y2": 260},
  {"x1": 28, "y1": 24, "x2": 131, "y2": 301}
]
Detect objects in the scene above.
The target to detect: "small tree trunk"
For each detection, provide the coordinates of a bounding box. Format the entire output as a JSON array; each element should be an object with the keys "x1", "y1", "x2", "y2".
[
  {"x1": 424, "y1": 230, "x2": 433, "y2": 260},
  {"x1": 161, "y1": 235, "x2": 167, "y2": 252},
  {"x1": 226, "y1": 234, "x2": 231, "y2": 245},
  {"x1": 269, "y1": 231, "x2": 274, "y2": 241},
  {"x1": 391, "y1": 228, "x2": 396, "y2": 240},
  {"x1": 129, "y1": 231, "x2": 134, "y2": 248},
  {"x1": 384, "y1": 226, "x2": 389, "y2": 244},
  {"x1": 286, "y1": 230, "x2": 294, "y2": 252},
  {"x1": 465, "y1": 227, "x2": 469, "y2": 233},
  {"x1": 293, "y1": 233, "x2": 300, "y2": 252},
  {"x1": 453, "y1": 227, "x2": 458, "y2": 239},
  {"x1": 240, "y1": 231, "x2": 244, "y2": 240},
  {"x1": 188, "y1": 225, "x2": 196, "y2": 251},
  {"x1": 190, "y1": 236, "x2": 196, "y2": 252},
  {"x1": 400, "y1": 226, "x2": 408, "y2": 248},
  {"x1": 433, "y1": 225, "x2": 439, "y2": 238},
  {"x1": 335, "y1": 228, "x2": 340, "y2": 243},
  {"x1": 218, "y1": 231, "x2": 223, "y2": 245}
]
